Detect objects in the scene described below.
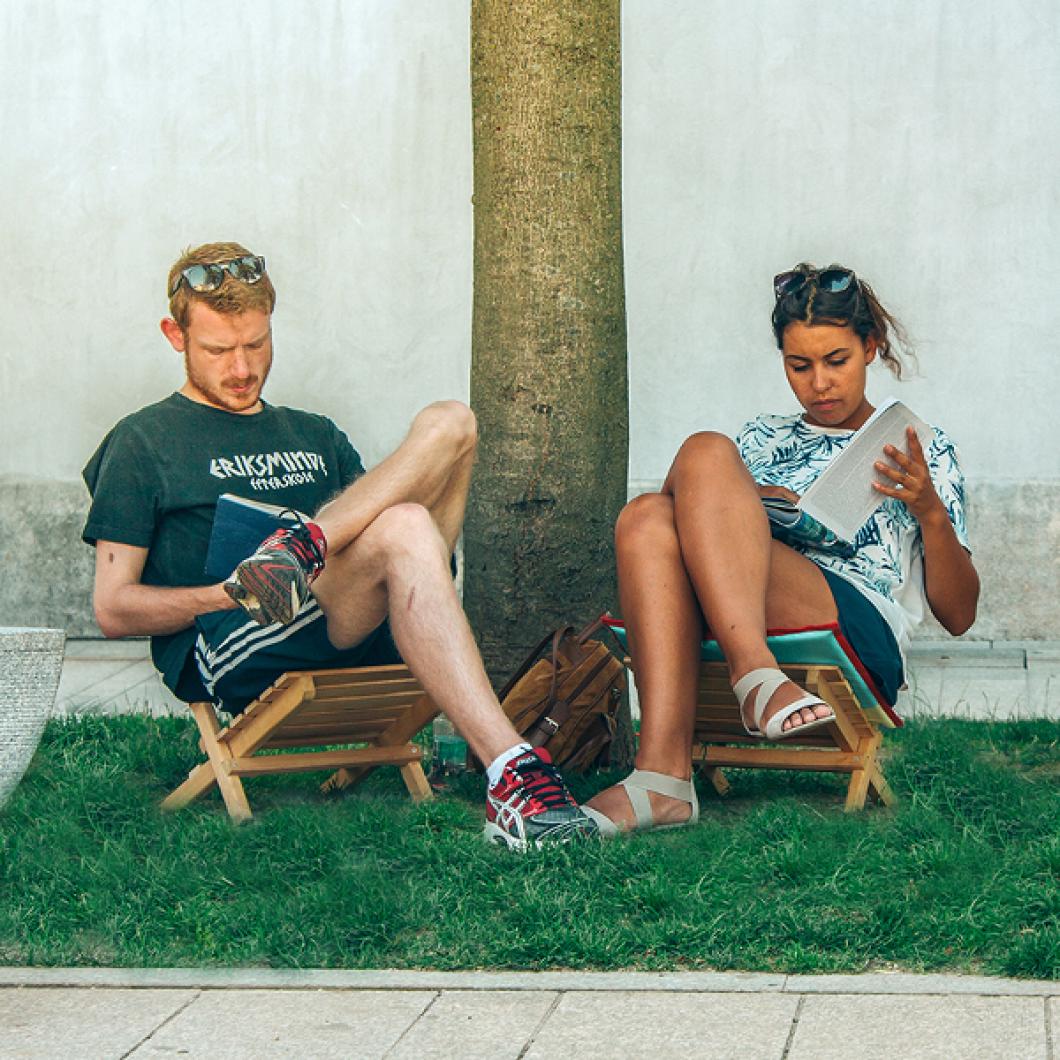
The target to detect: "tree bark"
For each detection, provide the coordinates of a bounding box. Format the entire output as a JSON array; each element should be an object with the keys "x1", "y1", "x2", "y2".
[{"x1": 466, "y1": 0, "x2": 629, "y2": 703}]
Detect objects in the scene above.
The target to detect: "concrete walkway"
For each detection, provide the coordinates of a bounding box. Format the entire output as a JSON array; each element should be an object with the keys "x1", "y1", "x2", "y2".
[{"x1": 0, "y1": 968, "x2": 1055, "y2": 1059}]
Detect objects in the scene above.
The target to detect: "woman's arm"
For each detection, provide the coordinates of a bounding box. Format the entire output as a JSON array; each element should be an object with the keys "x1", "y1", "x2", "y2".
[{"x1": 874, "y1": 427, "x2": 980, "y2": 635}]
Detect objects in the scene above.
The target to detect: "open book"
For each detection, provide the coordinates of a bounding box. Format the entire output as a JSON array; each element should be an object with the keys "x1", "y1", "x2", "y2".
[
  {"x1": 204, "y1": 494, "x2": 310, "y2": 580},
  {"x1": 763, "y1": 398, "x2": 930, "y2": 555}
]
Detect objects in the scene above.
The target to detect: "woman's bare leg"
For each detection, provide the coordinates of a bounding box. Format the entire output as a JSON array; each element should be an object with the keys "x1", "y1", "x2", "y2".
[
  {"x1": 664, "y1": 432, "x2": 837, "y2": 727},
  {"x1": 586, "y1": 432, "x2": 840, "y2": 830},
  {"x1": 585, "y1": 493, "x2": 703, "y2": 827}
]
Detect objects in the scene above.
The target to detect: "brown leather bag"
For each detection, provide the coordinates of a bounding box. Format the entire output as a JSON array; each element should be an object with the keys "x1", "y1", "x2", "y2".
[{"x1": 486, "y1": 616, "x2": 627, "y2": 773}]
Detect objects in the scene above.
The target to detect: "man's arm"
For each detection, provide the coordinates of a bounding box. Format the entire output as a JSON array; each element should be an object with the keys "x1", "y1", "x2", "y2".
[{"x1": 93, "y1": 540, "x2": 235, "y2": 639}]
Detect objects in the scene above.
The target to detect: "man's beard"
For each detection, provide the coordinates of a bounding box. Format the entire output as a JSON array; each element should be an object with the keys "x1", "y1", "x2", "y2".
[{"x1": 185, "y1": 355, "x2": 271, "y2": 413}]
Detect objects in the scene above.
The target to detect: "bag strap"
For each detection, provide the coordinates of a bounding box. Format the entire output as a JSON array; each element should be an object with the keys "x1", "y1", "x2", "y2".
[
  {"x1": 524, "y1": 645, "x2": 619, "y2": 746},
  {"x1": 525, "y1": 698, "x2": 574, "y2": 747},
  {"x1": 497, "y1": 625, "x2": 574, "y2": 703},
  {"x1": 575, "y1": 613, "x2": 608, "y2": 644}
]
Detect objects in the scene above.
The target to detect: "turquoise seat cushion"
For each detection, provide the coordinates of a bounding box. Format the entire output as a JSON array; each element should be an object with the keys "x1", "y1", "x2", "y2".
[{"x1": 602, "y1": 617, "x2": 902, "y2": 729}]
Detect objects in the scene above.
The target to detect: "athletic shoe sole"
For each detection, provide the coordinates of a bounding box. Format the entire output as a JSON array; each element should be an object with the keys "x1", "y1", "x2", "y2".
[
  {"x1": 223, "y1": 565, "x2": 303, "y2": 626},
  {"x1": 482, "y1": 819, "x2": 598, "y2": 851}
]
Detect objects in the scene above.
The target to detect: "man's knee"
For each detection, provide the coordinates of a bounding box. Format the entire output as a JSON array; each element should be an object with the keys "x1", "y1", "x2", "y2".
[
  {"x1": 364, "y1": 502, "x2": 446, "y2": 563},
  {"x1": 412, "y1": 400, "x2": 477, "y2": 459}
]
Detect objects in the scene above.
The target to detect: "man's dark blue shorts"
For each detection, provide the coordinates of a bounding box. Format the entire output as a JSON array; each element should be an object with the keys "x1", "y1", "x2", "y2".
[{"x1": 189, "y1": 599, "x2": 401, "y2": 714}]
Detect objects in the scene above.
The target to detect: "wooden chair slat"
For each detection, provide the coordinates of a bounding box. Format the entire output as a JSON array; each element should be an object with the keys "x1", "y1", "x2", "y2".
[
  {"x1": 228, "y1": 745, "x2": 421, "y2": 776},
  {"x1": 269, "y1": 713, "x2": 401, "y2": 734},
  {"x1": 163, "y1": 664, "x2": 439, "y2": 821},
  {"x1": 647, "y1": 653, "x2": 895, "y2": 811},
  {"x1": 270, "y1": 707, "x2": 403, "y2": 726},
  {"x1": 309, "y1": 686, "x2": 424, "y2": 704},
  {"x1": 263, "y1": 725, "x2": 399, "y2": 746}
]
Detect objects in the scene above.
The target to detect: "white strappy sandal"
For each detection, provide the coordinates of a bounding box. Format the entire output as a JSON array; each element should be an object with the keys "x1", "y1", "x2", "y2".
[
  {"x1": 734, "y1": 667, "x2": 835, "y2": 741},
  {"x1": 582, "y1": 770, "x2": 699, "y2": 837}
]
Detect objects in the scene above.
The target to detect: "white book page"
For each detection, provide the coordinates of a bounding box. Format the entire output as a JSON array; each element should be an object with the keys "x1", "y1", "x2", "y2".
[{"x1": 799, "y1": 398, "x2": 931, "y2": 542}]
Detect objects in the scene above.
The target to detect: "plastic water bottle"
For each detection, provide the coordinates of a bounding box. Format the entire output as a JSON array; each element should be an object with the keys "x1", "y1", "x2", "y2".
[{"x1": 431, "y1": 716, "x2": 467, "y2": 776}]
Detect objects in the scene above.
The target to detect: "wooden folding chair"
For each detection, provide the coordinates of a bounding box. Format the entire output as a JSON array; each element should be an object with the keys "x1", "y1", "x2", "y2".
[
  {"x1": 603, "y1": 619, "x2": 900, "y2": 811},
  {"x1": 162, "y1": 663, "x2": 440, "y2": 822}
]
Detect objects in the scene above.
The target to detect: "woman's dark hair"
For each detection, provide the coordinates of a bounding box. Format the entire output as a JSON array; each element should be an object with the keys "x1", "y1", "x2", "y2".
[{"x1": 771, "y1": 262, "x2": 914, "y2": 379}]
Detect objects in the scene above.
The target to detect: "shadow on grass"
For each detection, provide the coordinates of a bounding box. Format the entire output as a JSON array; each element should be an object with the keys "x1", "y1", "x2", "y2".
[{"x1": 0, "y1": 715, "x2": 1056, "y2": 977}]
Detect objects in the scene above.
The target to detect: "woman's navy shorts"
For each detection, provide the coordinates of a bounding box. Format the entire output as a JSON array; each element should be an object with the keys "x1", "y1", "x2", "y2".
[{"x1": 817, "y1": 568, "x2": 904, "y2": 706}]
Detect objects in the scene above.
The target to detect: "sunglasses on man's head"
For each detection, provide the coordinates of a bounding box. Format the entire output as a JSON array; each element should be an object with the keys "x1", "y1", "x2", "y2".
[
  {"x1": 168, "y1": 255, "x2": 267, "y2": 297},
  {"x1": 773, "y1": 266, "x2": 856, "y2": 301}
]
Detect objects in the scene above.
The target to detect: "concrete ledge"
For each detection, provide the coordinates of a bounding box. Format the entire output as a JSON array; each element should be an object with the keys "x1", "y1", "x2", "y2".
[
  {"x1": 51, "y1": 636, "x2": 1060, "y2": 719},
  {"x1": 1, "y1": 967, "x2": 1055, "y2": 996},
  {"x1": 3, "y1": 475, "x2": 1057, "y2": 642}
]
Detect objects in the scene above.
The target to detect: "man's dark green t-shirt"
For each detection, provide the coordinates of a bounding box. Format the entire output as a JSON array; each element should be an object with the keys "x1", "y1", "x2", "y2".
[{"x1": 82, "y1": 393, "x2": 365, "y2": 696}]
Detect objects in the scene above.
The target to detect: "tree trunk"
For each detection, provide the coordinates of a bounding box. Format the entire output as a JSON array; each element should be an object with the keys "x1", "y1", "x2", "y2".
[{"x1": 466, "y1": 0, "x2": 630, "y2": 767}]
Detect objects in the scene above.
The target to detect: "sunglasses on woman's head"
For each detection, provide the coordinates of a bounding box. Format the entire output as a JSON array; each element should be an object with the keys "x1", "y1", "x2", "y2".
[
  {"x1": 773, "y1": 266, "x2": 856, "y2": 301},
  {"x1": 168, "y1": 255, "x2": 267, "y2": 297}
]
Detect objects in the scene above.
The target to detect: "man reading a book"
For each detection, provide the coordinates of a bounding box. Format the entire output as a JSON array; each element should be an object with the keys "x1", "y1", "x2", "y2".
[{"x1": 82, "y1": 241, "x2": 597, "y2": 850}]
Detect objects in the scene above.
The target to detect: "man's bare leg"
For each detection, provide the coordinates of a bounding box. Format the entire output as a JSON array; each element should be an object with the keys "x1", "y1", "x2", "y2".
[
  {"x1": 314, "y1": 400, "x2": 476, "y2": 554},
  {"x1": 225, "y1": 401, "x2": 475, "y2": 626},
  {"x1": 311, "y1": 501, "x2": 523, "y2": 765}
]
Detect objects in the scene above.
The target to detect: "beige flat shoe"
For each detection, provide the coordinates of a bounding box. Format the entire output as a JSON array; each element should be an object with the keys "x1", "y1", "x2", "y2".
[{"x1": 582, "y1": 769, "x2": 699, "y2": 836}]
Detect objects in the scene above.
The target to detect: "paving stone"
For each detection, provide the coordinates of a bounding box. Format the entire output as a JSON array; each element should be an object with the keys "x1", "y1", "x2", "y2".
[
  {"x1": 522, "y1": 990, "x2": 797, "y2": 1059},
  {"x1": 55, "y1": 652, "x2": 185, "y2": 717},
  {"x1": 1049, "y1": 996, "x2": 1059, "y2": 1054},
  {"x1": 785, "y1": 972, "x2": 1058, "y2": 996},
  {"x1": 787, "y1": 994, "x2": 1047, "y2": 1060},
  {"x1": 0, "y1": 987, "x2": 195, "y2": 1060},
  {"x1": 388, "y1": 990, "x2": 557, "y2": 1059},
  {"x1": 131, "y1": 988, "x2": 434, "y2": 1058},
  {"x1": 1026, "y1": 653, "x2": 1060, "y2": 719},
  {"x1": 0, "y1": 967, "x2": 786, "y2": 992}
]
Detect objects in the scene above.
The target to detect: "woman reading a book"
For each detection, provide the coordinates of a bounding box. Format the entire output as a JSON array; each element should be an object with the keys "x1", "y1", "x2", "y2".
[{"x1": 583, "y1": 263, "x2": 979, "y2": 835}]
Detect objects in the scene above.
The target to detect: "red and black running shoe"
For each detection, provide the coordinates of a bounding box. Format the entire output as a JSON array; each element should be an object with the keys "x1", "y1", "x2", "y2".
[
  {"x1": 224, "y1": 515, "x2": 327, "y2": 626},
  {"x1": 484, "y1": 748, "x2": 599, "y2": 850}
]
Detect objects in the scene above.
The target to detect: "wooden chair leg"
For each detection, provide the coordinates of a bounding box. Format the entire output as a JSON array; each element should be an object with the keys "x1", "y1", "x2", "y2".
[
  {"x1": 161, "y1": 760, "x2": 219, "y2": 812},
  {"x1": 701, "y1": 765, "x2": 731, "y2": 797},
  {"x1": 844, "y1": 731, "x2": 885, "y2": 812},
  {"x1": 185, "y1": 701, "x2": 253, "y2": 822},
  {"x1": 844, "y1": 767, "x2": 872, "y2": 811},
  {"x1": 399, "y1": 760, "x2": 433, "y2": 803},
  {"x1": 868, "y1": 764, "x2": 897, "y2": 807}
]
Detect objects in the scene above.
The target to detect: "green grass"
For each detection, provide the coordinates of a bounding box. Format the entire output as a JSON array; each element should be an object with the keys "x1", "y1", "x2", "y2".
[{"x1": 1, "y1": 715, "x2": 1057, "y2": 976}]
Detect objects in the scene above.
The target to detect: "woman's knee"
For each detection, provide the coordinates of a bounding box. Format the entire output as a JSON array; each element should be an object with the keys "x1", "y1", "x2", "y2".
[
  {"x1": 615, "y1": 493, "x2": 676, "y2": 552},
  {"x1": 674, "y1": 431, "x2": 741, "y2": 467},
  {"x1": 667, "y1": 431, "x2": 745, "y2": 487}
]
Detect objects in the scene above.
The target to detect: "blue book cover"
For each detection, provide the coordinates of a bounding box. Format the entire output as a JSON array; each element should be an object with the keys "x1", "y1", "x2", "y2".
[
  {"x1": 761, "y1": 497, "x2": 857, "y2": 558},
  {"x1": 204, "y1": 494, "x2": 309, "y2": 580}
]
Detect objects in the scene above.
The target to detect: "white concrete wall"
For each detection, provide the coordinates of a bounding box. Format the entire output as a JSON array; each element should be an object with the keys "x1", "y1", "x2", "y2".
[
  {"x1": 0, "y1": 0, "x2": 473, "y2": 477},
  {"x1": 1, "y1": 1, "x2": 1057, "y2": 637},
  {"x1": 622, "y1": 0, "x2": 1060, "y2": 487}
]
